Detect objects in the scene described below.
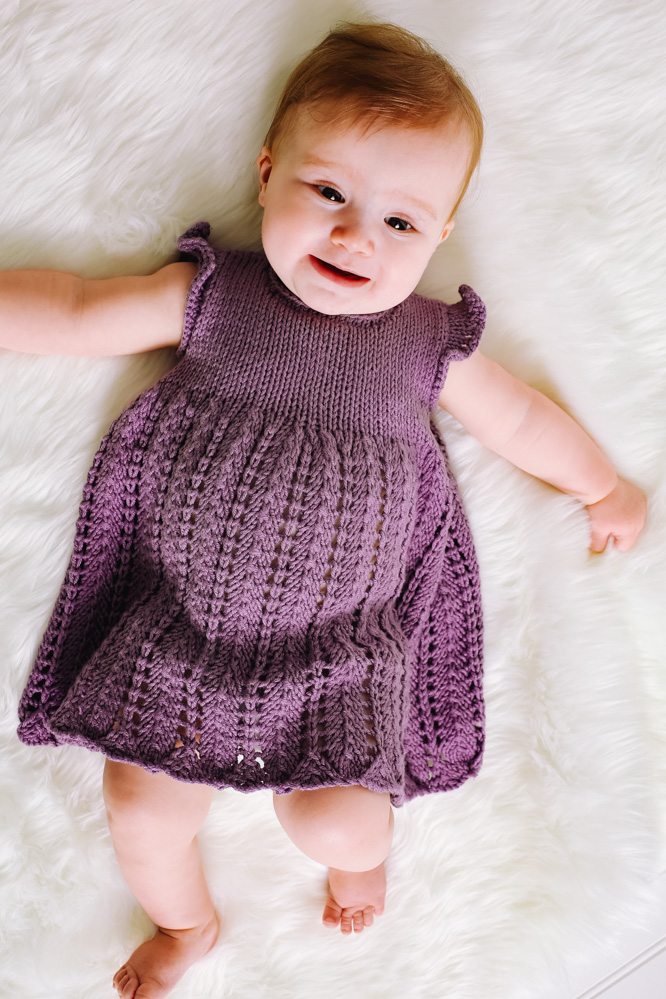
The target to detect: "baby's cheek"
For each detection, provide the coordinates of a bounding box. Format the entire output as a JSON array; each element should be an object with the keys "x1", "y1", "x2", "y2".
[{"x1": 392, "y1": 253, "x2": 430, "y2": 295}]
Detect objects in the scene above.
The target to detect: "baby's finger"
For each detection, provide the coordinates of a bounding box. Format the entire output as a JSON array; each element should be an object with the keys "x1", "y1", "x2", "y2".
[{"x1": 589, "y1": 527, "x2": 612, "y2": 553}]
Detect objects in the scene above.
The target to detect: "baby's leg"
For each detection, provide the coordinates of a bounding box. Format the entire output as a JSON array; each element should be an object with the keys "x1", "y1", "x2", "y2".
[
  {"x1": 102, "y1": 759, "x2": 219, "y2": 999},
  {"x1": 273, "y1": 784, "x2": 394, "y2": 934}
]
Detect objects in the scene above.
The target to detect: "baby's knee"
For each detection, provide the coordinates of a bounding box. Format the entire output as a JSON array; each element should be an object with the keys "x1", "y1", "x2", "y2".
[
  {"x1": 102, "y1": 758, "x2": 214, "y2": 847},
  {"x1": 306, "y1": 785, "x2": 393, "y2": 870},
  {"x1": 274, "y1": 784, "x2": 394, "y2": 870}
]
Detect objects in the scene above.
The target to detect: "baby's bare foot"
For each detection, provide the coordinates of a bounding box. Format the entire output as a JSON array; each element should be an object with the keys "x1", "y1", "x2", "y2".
[
  {"x1": 112, "y1": 912, "x2": 220, "y2": 998},
  {"x1": 322, "y1": 861, "x2": 386, "y2": 934}
]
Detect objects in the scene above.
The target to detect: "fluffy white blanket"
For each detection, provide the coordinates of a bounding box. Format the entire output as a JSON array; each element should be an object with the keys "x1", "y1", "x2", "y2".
[{"x1": 1, "y1": 2, "x2": 664, "y2": 997}]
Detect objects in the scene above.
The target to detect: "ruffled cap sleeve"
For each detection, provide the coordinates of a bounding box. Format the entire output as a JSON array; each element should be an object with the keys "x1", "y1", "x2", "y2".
[
  {"x1": 429, "y1": 284, "x2": 486, "y2": 411},
  {"x1": 176, "y1": 221, "x2": 218, "y2": 358}
]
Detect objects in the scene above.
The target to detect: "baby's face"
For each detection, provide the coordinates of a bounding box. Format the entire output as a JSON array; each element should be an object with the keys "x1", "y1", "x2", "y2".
[{"x1": 257, "y1": 109, "x2": 472, "y2": 315}]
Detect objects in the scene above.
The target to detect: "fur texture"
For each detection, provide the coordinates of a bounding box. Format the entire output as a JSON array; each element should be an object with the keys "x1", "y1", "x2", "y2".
[{"x1": 1, "y1": 1, "x2": 664, "y2": 997}]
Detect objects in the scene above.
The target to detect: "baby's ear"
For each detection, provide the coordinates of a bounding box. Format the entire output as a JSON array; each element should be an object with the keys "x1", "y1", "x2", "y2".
[
  {"x1": 256, "y1": 147, "x2": 273, "y2": 206},
  {"x1": 439, "y1": 219, "x2": 455, "y2": 243}
]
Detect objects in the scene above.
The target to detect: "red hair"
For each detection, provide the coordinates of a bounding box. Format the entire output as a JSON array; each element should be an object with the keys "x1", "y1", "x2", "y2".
[{"x1": 263, "y1": 20, "x2": 483, "y2": 218}]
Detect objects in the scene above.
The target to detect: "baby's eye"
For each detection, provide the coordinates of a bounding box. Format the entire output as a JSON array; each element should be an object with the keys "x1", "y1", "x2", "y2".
[
  {"x1": 386, "y1": 216, "x2": 413, "y2": 232},
  {"x1": 316, "y1": 185, "x2": 344, "y2": 203}
]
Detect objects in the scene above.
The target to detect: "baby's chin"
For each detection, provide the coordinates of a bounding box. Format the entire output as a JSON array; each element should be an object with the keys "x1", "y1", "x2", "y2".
[{"x1": 289, "y1": 275, "x2": 403, "y2": 317}]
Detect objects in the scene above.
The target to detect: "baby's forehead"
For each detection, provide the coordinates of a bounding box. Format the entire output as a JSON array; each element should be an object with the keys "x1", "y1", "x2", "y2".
[{"x1": 285, "y1": 103, "x2": 466, "y2": 151}]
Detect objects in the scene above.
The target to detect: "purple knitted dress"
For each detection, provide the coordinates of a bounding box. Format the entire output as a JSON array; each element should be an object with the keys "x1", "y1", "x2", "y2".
[{"x1": 17, "y1": 222, "x2": 485, "y2": 808}]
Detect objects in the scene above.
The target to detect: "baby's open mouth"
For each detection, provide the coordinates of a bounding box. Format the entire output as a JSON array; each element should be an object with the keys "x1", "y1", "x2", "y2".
[{"x1": 311, "y1": 256, "x2": 368, "y2": 282}]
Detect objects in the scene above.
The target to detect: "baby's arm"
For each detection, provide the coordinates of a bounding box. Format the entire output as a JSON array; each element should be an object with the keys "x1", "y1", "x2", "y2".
[
  {"x1": 439, "y1": 351, "x2": 647, "y2": 552},
  {"x1": 0, "y1": 261, "x2": 197, "y2": 355}
]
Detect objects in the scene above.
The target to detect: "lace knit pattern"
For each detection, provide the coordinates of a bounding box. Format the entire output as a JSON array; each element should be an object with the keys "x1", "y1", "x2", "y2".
[{"x1": 17, "y1": 222, "x2": 486, "y2": 808}]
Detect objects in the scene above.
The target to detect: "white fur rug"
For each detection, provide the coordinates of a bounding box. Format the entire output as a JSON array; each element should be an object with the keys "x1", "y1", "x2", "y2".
[{"x1": 1, "y1": 2, "x2": 665, "y2": 997}]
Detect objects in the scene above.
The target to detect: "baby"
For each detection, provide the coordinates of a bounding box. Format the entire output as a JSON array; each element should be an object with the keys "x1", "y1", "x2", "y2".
[{"x1": 2, "y1": 20, "x2": 647, "y2": 999}]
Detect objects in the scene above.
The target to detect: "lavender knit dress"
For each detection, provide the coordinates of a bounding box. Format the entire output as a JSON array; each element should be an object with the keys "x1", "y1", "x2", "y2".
[{"x1": 17, "y1": 222, "x2": 485, "y2": 808}]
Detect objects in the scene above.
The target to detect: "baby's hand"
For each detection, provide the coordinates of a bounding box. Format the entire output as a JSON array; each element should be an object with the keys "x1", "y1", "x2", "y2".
[{"x1": 585, "y1": 476, "x2": 647, "y2": 552}]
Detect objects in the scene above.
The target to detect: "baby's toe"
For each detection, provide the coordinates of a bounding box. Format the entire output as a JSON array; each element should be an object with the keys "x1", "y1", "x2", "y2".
[
  {"x1": 322, "y1": 897, "x2": 342, "y2": 928},
  {"x1": 113, "y1": 964, "x2": 137, "y2": 997}
]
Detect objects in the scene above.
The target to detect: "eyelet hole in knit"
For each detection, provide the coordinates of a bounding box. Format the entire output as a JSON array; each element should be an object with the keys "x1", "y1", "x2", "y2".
[
  {"x1": 302, "y1": 465, "x2": 344, "y2": 756},
  {"x1": 423, "y1": 627, "x2": 437, "y2": 778},
  {"x1": 112, "y1": 690, "x2": 130, "y2": 731},
  {"x1": 233, "y1": 458, "x2": 272, "y2": 768},
  {"x1": 316, "y1": 494, "x2": 342, "y2": 609},
  {"x1": 236, "y1": 465, "x2": 306, "y2": 776},
  {"x1": 25, "y1": 493, "x2": 93, "y2": 714},
  {"x1": 185, "y1": 482, "x2": 205, "y2": 586},
  {"x1": 173, "y1": 676, "x2": 203, "y2": 756},
  {"x1": 113, "y1": 650, "x2": 155, "y2": 738},
  {"x1": 363, "y1": 658, "x2": 377, "y2": 756},
  {"x1": 206, "y1": 485, "x2": 247, "y2": 645},
  {"x1": 358, "y1": 462, "x2": 386, "y2": 761}
]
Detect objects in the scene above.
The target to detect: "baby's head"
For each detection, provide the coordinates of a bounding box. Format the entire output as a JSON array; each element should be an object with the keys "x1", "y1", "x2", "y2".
[{"x1": 256, "y1": 21, "x2": 483, "y2": 316}]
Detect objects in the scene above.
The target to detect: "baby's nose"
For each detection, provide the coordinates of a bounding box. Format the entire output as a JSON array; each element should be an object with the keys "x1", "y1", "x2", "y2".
[{"x1": 330, "y1": 215, "x2": 373, "y2": 255}]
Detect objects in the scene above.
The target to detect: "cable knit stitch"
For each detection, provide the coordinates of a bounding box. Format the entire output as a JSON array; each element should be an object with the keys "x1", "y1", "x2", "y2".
[{"x1": 17, "y1": 222, "x2": 485, "y2": 808}]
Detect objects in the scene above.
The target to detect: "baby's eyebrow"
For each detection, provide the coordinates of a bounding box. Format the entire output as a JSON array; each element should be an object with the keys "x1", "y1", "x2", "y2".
[
  {"x1": 388, "y1": 193, "x2": 438, "y2": 222},
  {"x1": 301, "y1": 157, "x2": 340, "y2": 171}
]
